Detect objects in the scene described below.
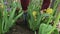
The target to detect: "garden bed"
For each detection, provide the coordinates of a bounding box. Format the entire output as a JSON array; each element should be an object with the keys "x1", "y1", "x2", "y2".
[
  {"x1": 0, "y1": 0, "x2": 60, "y2": 34},
  {"x1": 5, "y1": 24, "x2": 34, "y2": 34},
  {"x1": 5, "y1": 19, "x2": 34, "y2": 34}
]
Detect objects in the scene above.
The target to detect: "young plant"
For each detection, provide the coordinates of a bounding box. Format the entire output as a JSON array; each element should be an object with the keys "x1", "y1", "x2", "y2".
[
  {"x1": 27, "y1": 0, "x2": 43, "y2": 34},
  {"x1": 38, "y1": 0, "x2": 60, "y2": 34},
  {"x1": 0, "y1": 0, "x2": 23, "y2": 34}
]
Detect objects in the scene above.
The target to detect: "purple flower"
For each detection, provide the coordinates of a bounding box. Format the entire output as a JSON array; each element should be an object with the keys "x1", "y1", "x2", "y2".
[
  {"x1": 4, "y1": 1, "x2": 8, "y2": 5},
  {"x1": 6, "y1": 8, "x2": 11, "y2": 12}
]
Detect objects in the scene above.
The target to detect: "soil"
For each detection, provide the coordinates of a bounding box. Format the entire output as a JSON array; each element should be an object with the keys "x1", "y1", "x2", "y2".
[{"x1": 5, "y1": 19, "x2": 34, "y2": 34}]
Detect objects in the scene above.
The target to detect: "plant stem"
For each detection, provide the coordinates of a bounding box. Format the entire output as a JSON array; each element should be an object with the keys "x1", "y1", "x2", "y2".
[
  {"x1": 47, "y1": 15, "x2": 52, "y2": 25},
  {"x1": 35, "y1": 31, "x2": 36, "y2": 34},
  {"x1": 48, "y1": 12, "x2": 60, "y2": 34}
]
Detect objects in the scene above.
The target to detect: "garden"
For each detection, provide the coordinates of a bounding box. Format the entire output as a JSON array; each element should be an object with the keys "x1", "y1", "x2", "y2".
[{"x1": 0, "y1": 0, "x2": 60, "y2": 34}]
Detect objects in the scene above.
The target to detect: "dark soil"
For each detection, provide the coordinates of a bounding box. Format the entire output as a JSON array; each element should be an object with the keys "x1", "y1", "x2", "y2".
[{"x1": 5, "y1": 19, "x2": 34, "y2": 34}]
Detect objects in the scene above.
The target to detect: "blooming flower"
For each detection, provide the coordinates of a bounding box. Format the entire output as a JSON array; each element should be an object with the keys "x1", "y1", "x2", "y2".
[
  {"x1": 32, "y1": 11, "x2": 37, "y2": 17},
  {"x1": 32, "y1": 11, "x2": 37, "y2": 21},
  {"x1": 4, "y1": 1, "x2": 8, "y2": 5},
  {"x1": 0, "y1": 3, "x2": 4, "y2": 8},
  {"x1": 46, "y1": 8, "x2": 53, "y2": 14},
  {"x1": 6, "y1": 8, "x2": 11, "y2": 12}
]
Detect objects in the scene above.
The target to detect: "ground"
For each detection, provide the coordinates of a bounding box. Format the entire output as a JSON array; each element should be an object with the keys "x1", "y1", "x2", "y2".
[
  {"x1": 5, "y1": 19, "x2": 34, "y2": 34},
  {"x1": 5, "y1": 24, "x2": 34, "y2": 34}
]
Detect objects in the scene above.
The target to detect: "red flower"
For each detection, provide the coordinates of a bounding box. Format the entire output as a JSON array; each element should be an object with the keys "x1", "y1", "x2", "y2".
[{"x1": 20, "y1": 0, "x2": 30, "y2": 11}]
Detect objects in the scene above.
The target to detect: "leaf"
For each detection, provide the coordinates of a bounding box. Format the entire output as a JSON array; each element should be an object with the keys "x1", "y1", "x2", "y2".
[
  {"x1": 28, "y1": 0, "x2": 43, "y2": 31},
  {"x1": 9, "y1": 7, "x2": 16, "y2": 20},
  {"x1": 14, "y1": 12, "x2": 23, "y2": 22},
  {"x1": 53, "y1": 28, "x2": 59, "y2": 34},
  {"x1": 39, "y1": 23, "x2": 52, "y2": 34},
  {"x1": 1, "y1": 0, "x2": 23, "y2": 34}
]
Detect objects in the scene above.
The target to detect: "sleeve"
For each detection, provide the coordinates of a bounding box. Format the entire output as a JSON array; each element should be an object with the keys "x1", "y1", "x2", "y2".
[
  {"x1": 41, "y1": 0, "x2": 50, "y2": 10},
  {"x1": 20, "y1": 0, "x2": 29, "y2": 11}
]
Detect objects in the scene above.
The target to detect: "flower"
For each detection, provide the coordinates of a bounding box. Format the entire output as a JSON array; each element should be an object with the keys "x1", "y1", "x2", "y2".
[
  {"x1": 32, "y1": 11, "x2": 37, "y2": 16},
  {"x1": 4, "y1": 1, "x2": 8, "y2": 5},
  {"x1": 46, "y1": 8, "x2": 53, "y2": 14},
  {"x1": 7, "y1": 8, "x2": 11, "y2": 12},
  {"x1": 0, "y1": 3, "x2": 4, "y2": 8},
  {"x1": 32, "y1": 11, "x2": 37, "y2": 21}
]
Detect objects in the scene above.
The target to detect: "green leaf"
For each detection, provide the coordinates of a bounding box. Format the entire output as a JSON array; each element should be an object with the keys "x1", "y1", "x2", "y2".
[
  {"x1": 28, "y1": 0, "x2": 43, "y2": 31},
  {"x1": 9, "y1": 7, "x2": 16, "y2": 20},
  {"x1": 53, "y1": 28, "x2": 59, "y2": 34},
  {"x1": 14, "y1": 12, "x2": 23, "y2": 22},
  {"x1": 39, "y1": 23, "x2": 52, "y2": 34}
]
